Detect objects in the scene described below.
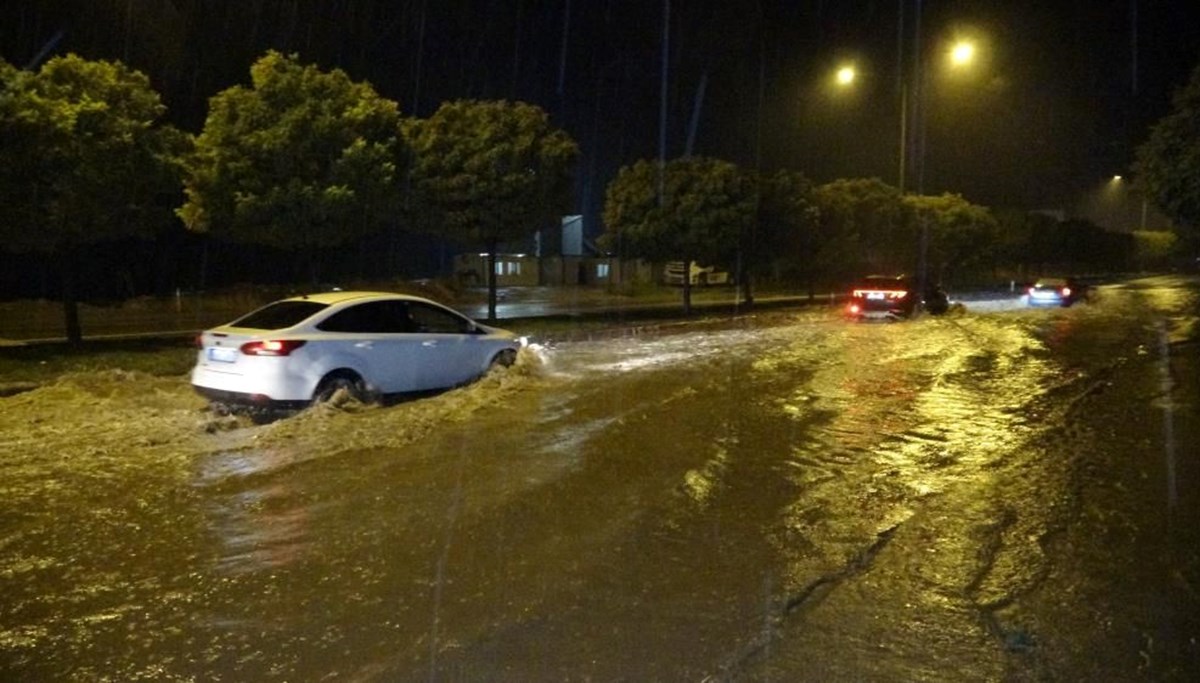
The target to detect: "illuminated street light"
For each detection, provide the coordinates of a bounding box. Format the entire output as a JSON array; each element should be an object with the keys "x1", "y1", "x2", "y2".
[
  {"x1": 949, "y1": 41, "x2": 975, "y2": 67},
  {"x1": 836, "y1": 65, "x2": 856, "y2": 86},
  {"x1": 1109, "y1": 174, "x2": 1147, "y2": 230},
  {"x1": 908, "y1": 30, "x2": 984, "y2": 312}
]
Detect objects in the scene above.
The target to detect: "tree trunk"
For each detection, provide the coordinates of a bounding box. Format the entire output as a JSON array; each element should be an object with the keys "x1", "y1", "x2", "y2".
[
  {"x1": 681, "y1": 258, "x2": 693, "y2": 316},
  {"x1": 60, "y1": 247, "x2": 82, "y2": 344},
  {"x1": 487, "y1": 240, "x2": 499, "y2": 322},
  {"x1": 737, "y1": 250, "x2": 754, "y2": 307}
]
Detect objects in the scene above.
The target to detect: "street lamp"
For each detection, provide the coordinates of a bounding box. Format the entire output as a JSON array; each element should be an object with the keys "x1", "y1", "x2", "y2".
[
  {"x1": 949, "y1": 40, "x2": 975, "y2": 67},
  {"x1": 836, "y1": 64, "x2": 857, "y2": 87},
  {"x1": 1109, "y1": 174, "x2": 1148, "y2": 231},
  {"x1": 907, "y1": 30, "x2": 983, "y2": 309},
  {"x1": 908, "y1": 35, "x2": 982, "y2": 194}
]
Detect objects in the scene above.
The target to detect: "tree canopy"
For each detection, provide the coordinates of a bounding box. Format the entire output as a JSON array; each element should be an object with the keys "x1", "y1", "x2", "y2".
[
  {"x1": 406, "y1": 99, "x2": 578, "y2": 319},
  {"x1": 603, "y1": 157, "x2": 754, "y2": 262},
  {"x1": 1135, "y1": 62, "x2": 1200, "y2": 238},
  {"x1": 755, "y1": 169, "x2": 820, "y2": 285},
  {"x1": 602, "y1": 156, "x2": 755, "y2": 312},
  {"x1": 0, "y1": 54, "x2": 186, "y2": 341},
  {"x1": 178, "y1": 51, "x2": 405, "y2": 269},
  {"x1": 903, "y1": 193, "x2": 997, "y2": 280},
  {"x1": 0, "y1": 54, "x2": 185, "y2": 252},
  {"x1": 812, "y1": 178, "x2": 909, "y2": 279}
]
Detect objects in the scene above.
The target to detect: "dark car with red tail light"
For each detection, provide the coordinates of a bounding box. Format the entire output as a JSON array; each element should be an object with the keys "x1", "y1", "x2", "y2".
[{"x1": 846, "y1": 275, "x2": 948, "y2": 321}]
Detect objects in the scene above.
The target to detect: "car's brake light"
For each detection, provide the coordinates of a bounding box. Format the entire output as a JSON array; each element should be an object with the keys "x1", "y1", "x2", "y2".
[
  {"x1": 240, "y1": 340, "x2": 306, "y2": 356},
  {"x1": 848, "y1": 303, "x2": 861, "y2": 314},
  {"x1": 1061, "y1": 287, "x2": 1071, "y2": 296},
  {"x1": 1028, "y1": 287, "x2": 1036, "y2": 295},
  {"x1": 852, "y1": 289, "x2": 908, "y2": 299},
  {"x1": 194, "y1": 334, "x2": 204, "y2": 348}
]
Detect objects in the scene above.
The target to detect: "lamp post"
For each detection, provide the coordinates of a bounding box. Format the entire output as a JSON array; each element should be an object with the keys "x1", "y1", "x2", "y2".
[
  {"x1": 908, "y1": 37, "x2": 977, "y2": 195},
  {"x1": 1110, "y1": 174, "x2": 1149, "y2": 231},
  {"x1": 906, "y1": 20, "x2": 979, "y2": 309}
]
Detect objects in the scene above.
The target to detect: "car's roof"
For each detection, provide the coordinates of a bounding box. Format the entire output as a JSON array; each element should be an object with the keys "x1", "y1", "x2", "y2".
[{"x1": 280, "y1": 290, "x2": 438, "y2": 306}]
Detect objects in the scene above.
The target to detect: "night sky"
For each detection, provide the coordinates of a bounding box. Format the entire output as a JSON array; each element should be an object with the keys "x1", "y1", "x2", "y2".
[{"x1": 3, "y1": 1, "x2": 1199, "y2": 232}]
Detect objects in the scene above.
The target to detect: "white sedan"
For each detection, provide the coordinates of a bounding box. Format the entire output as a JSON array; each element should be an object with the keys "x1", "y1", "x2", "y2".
[{"x1": 191, "y1": 291, "x2": 523, "y2": 407}]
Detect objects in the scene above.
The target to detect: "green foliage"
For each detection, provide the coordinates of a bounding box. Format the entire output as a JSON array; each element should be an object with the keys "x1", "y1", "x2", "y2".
[
  {"x1": 0, "y1": 54, "x2": 187, "y2": 252},
  {"x1": 0, "y1": 54, "x2": 187, "y2": 342},
  {"x1": 405, "y1": 99, "x2": 577, "y2": 320},
  {"x1": 812, "y1": 178, "x2": 909, "y2": 278},
  {"x1": 405, "y1": 99, "x2": 578, "y2": 248},
  {"x1": 903, "y1": 192, "x2": 998, "y2": 277},
  {"x1": 1135, "y1": 62, "x2": 1200, "y2": 235},
  {"x1": 179, "y1": 51, "x2": 405, "y2": 251},
  {"x1": 755, "y1": 169, "x2": 820, "y2": 280},
  {"x1": 601, "y1": 157, "x2": 755, "y2": 264}
]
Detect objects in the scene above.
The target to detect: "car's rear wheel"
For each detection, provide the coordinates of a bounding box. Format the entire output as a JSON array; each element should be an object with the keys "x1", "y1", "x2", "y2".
[{"x1": 313, "y1": 370, "x2": 368, "y2": 404}]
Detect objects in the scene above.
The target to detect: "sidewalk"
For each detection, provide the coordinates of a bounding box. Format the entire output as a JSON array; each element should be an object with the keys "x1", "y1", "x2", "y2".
[
  {"x1": 0, "y1": 285, "x2": 1022, "y2": 346},
  {"x1": 0, "y1": 286, "x2": 838, "y2": 345}
]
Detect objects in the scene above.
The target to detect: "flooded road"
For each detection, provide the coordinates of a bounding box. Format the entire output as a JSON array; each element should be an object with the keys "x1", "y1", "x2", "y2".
[{"x1": 2, "y1": 276, "x2": 1198, "y2": 681}]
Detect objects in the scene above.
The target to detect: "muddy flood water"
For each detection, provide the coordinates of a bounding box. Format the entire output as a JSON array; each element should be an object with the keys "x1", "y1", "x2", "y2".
[{"x1": 2, "y1": 276, "x2": 1198, "y2": 681}]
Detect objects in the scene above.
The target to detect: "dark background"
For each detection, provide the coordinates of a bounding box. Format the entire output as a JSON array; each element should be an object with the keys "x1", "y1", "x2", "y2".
[{"x1": 2, "y1": 1, "x2": 1198, "y2": 297}]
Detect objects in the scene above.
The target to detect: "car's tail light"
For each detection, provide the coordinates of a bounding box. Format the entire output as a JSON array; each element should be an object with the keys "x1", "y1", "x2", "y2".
[
  {"x1": 1061, "y1": 287, "x2": 1071, "y2": 296},
  {"x1": 848, "y1": 303, "x2": 861, "y2": 314},
  {"x1": 852, "y1": 289, "x2": 908, "y2": 299},
  {"x1": 194, "y1": 333, "x2": 204, "y2": 348},
  {"x1": 240, "y1": 340, "x2": 307, "y2": 356},
  {"x1": 1028, "y1": 287, "x2": 1036, "y2": 296}
]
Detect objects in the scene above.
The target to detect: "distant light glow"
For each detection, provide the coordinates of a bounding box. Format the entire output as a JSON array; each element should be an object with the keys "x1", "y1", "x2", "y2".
[
  {"x1": 950, "y1": 41, "x2": 975, "y2": 66},
  {"x1": 836, "y1": 65, "x2": 856, "y2": 86}
]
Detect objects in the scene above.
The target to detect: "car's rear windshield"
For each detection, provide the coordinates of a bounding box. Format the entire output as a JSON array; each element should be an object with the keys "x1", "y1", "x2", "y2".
[{"x1": 229, "y1": 301, "x2": 328, "y2": 330}]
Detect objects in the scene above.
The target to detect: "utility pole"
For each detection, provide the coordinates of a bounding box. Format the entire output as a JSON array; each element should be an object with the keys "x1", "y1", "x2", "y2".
[{"x1": 658, "y1": 0, "x2": 670, "y2": 206}]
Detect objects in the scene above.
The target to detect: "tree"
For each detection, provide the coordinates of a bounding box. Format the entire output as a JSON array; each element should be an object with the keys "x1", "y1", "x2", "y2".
[
  {"x1": 179, "y1": 51, "x2": 405, "y2": 283},
  {"x1": 903, "y1": 193, "x2": 997, "y2": 284},
  {"x1": 812, "y1": 178, "x2": 909, "y2": 281},
  {"x1": 1134, "y1": 62, "x2": 1200, "y2": 242},
  {"x1": 755, "y1": 170, "x2": 820, "y2": 291},
  {"x1": 602, "y1": 157, "x2": 755, "y2": 314},
  {"x1": 405, "y1": 99, "x2": 578, "y2": 321},
  {"x1": 0, "y1": 54, "x2": 186, "y2": 343}
]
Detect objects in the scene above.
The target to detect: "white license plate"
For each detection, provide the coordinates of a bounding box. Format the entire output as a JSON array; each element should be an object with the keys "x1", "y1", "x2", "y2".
[
  {"x1": 207, "y1": 346, "x2": 237, "y2": 363},
  {"x1": 866, "y1": 291, "x2": 884, "y2": 300}
]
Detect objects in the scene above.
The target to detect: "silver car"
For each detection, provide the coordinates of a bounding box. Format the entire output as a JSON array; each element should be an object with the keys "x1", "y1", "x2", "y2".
[{"x1": 191, "y1": 291, "x2": 523, "y2": 407}]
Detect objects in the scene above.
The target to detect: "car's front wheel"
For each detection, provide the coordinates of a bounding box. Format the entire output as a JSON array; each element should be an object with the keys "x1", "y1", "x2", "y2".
[
  {"x1": 313, "y1": 370, "x2": 368, "y2": 404},
  {"x1": 490, "y1": 348, "x2": 518, "y2": 369}
]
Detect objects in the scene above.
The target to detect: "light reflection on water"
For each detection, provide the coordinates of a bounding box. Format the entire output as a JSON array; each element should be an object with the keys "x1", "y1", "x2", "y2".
[
  {"x1": 760, "y1": 312, "x2": 1070, "y2": 593},
  {"x1": 195, "y1": 448, "x2": 317, "y2": 574}
]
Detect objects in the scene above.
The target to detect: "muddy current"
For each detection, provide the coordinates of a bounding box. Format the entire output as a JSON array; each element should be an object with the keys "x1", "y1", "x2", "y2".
[{"x1": 1, "y1": 277, "x2": 1197, "y2": 681}]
